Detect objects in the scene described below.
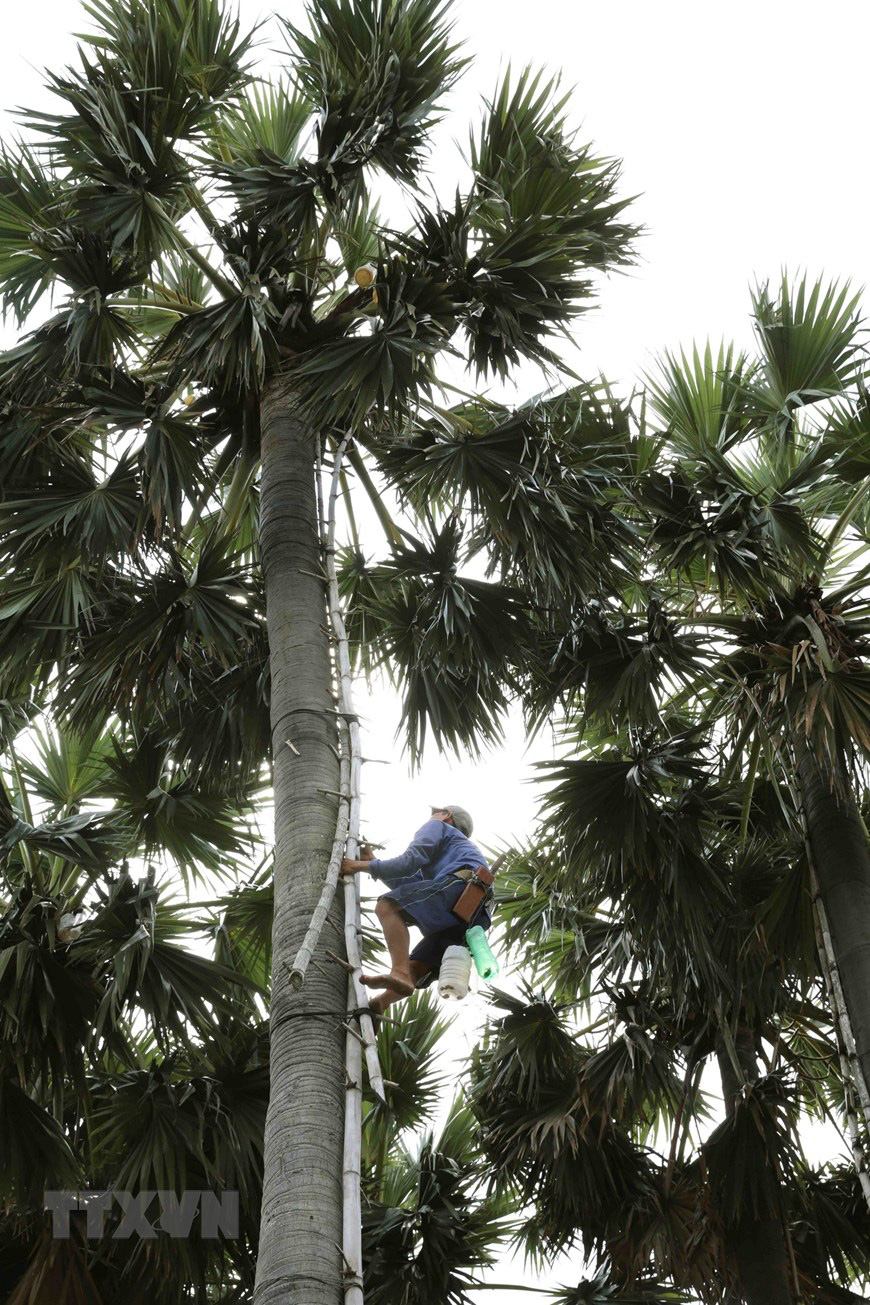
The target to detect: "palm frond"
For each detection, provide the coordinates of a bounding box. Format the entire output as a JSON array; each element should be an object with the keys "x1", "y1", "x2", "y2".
[
  {"x1": 469, "y1": 989, "x2": 655, "y2": 1259},
  {"x1": 524, "y1": 601, "x2": 706, "y2": 732},
  {"x1": 207, "y1": 868, "x2": 274, "y2": 992},
  {"x1": 363, "y1": 1097, "x2": 515, "y2": 1305},
  {"x1": 795, "y1": 1163, "x2": 870, "y2": 1288},
  {"x1": 363, "y1": 990, "x2": 448, "y2": 1175},
  {"x1": 57, "y1": 534, "x2": 262, "y2": 732},
  {"x1": 578, "y1": 1027, "x2": 686, "y2": 1137},
  {"x1": 0, "y1": 452, "x2": 142, "y2": 561},
  {"x1": 290, "y1": 257, "x2": 455, "y2": 424},
  {"x1": 0, "y1": 807, "x2": 126, "y2": 875},
  {"x1": 19, "y1": 724, "x2": 114, "y2": 812},
  {"x1": 157, "y1": 286, "x2": 281, "y2": 395},
  {"x1": 284, "y1": 0, "x2": 466, "y2": 185},
  {"x1": 0, "y1": 1075, "x2": 80, "y2": 1203},
  {"x1": 205, "y1": 79, "x2": 311, "y2": 167},
  {"x1": 552, "y1": 1271, "x2": 692, "y2": 1305},
  {"x1": 332, "y1": 192, "x2": 382, "y2": 279},
  {"x1": 78, "y1": 368, "x2": 217, "y2": 536},
  {"x1": 24, "y1": 58, "x2": 190, "y2": 260},
  {"x1": 104, "y1": 733, "x2": 257, "y2": 878},
  {"x1": 377, "y1": 385, "x2": 636, "y2": 605},
  {"x1": 0, "y1": 303, "x2": 139, "y2": 401},
  {"x1": 340, "y1": 519, "x2": 531, "y2": 761},
  {"x1": 0, "y1": 880, "x2": 104, "y2": 1105},
  {"x1": 80, "y1": 0, "x2": 256, "y2": 132},
  {"x1": 76, "y1": 869, "x2": 262, "y2": 1042},
  {"x1": 0, "y1": 142, "x2": 68, "y2": 324},
  {"x1": 646, "y1": 341, "x2": 753, "y2": 456},
  {"x1": 703, "y1": 1073, "x2": 801, "y2": 1224},
  {"x1": 466, "y1": 65, "x2": 638, "y2": 376},
  {"x1": 750, "y1": 274, "x2": 863, "y2": 429}
]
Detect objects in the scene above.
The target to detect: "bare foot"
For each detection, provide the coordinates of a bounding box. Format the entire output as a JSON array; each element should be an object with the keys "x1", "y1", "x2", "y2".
[{"x1": 361, "y1": 971, "x2": 414, "y2": 996}]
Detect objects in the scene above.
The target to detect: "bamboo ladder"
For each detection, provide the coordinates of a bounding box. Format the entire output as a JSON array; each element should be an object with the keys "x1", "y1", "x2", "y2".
[{"x1": 286, "y1": 437, "x2": 386, "y2": 1304}]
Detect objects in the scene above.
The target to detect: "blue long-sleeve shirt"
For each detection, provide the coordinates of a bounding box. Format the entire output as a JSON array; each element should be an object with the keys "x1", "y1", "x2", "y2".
[{"x1": 370, "y1": 818, "x2": 488, "y2": 888}]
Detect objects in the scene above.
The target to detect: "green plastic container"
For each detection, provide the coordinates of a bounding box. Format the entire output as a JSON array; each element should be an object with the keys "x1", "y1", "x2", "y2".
[{"x1": 465, "y1": 925, "x2": 499, "y2": 980}]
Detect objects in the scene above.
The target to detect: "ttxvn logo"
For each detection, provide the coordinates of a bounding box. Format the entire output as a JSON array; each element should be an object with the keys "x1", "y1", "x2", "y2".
[{"x1": 44, "y1": 1190, "x2": 239, "y2": 1239}]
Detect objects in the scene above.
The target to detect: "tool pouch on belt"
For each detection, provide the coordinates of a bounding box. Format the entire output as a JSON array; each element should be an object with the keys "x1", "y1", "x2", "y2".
[{"x1": 451, "y1": 865, "x2": 495, "y2": 924}]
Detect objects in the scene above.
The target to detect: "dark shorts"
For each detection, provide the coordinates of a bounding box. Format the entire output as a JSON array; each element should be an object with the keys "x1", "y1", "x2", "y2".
[
  {"x1": 409, "y1": 924, "x2": 471, "y2": 988},
  {"x1": 378, "y1": 882, "x2": 493, "y2": 981},
  {"x1": 377, "y1": 870, "x2": 492, "y2": 987},
  {"x1": 379, "y1": 869, "x2": 491, "y2": 936}
]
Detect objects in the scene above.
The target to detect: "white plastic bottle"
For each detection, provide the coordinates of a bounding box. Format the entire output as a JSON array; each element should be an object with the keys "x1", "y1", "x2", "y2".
[{"x1": 438, "y1": 945, "x2": 473, "y2": 1000}]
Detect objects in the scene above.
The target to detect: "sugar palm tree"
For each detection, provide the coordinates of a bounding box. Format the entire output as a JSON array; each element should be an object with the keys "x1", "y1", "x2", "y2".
[
  {"x1": 0, "y1": 0, "x2": 638, "y2": 1298},
  {"x1": 523, "y1": 274, "x2": 870, "y2": 1129},
  {"x1": 491, "y1": 275, "x2": 870, "y2": 1304}
]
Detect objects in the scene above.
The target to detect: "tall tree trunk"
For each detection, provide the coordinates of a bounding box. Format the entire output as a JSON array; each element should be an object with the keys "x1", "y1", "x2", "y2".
[
  {"x1": 255, "y1": 377, "x2": 346, "y2": 1305},
  {"x1": 796, "y1": 738, "x2": 870, "y2": 1112},
  {"x1": 717, "y1": 1029, "x2": 794, "y2": 1305}
]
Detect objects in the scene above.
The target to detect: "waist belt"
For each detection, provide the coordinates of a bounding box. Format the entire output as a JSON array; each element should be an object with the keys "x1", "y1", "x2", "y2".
[{"x1": 453, "y1": 865, "x2": 494, "y2": 885}]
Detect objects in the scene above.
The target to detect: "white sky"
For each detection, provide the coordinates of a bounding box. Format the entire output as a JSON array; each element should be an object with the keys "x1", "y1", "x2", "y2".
[{"x1": 2, "y1": 0, "x2": 866, "y2": 1298}]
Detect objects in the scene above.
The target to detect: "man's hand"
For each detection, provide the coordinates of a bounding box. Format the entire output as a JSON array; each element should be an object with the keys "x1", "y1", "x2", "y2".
[{"x1": 340, "y1": 845, "x2": 373, "y2": 876}]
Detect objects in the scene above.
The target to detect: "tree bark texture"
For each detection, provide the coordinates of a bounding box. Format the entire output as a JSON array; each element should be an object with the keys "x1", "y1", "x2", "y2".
[
  {"x1": 717, "y1": 1029, "x2": 794, "y2": 1305},
  {"x1": 796, "y1": 739, "x2": 870, "y2": 1116},
  {"x1": 255, "y1": 377, "x2": 346, "y2": 1305}
]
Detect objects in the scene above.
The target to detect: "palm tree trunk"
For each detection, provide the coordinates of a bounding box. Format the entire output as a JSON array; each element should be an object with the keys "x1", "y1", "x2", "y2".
[
  {"x1": 795, "y1": 738, "x2": 870, "y2": 1121},
  {"x1": 717, "y1": 1029, "x2": 794, "y2": 1305},
  {"x1": 255, "y1": 376, "x2": 346, "y2": 1305}
]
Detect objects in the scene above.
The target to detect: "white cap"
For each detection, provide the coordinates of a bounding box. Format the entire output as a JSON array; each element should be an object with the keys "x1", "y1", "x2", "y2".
[{"x1": 431, "y1": 804, "x2": 473, "y2": 837}]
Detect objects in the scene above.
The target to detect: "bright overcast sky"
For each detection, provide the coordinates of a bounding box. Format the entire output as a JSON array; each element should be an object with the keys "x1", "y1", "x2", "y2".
[{"x1": 2, "y1": 1, "x2": 867, "y2": 1298}]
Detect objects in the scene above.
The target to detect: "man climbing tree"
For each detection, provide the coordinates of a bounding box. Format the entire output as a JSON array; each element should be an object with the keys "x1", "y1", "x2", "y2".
[{"x1": 341, "y1": 804, "x2": 492, "y2": 1017}]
